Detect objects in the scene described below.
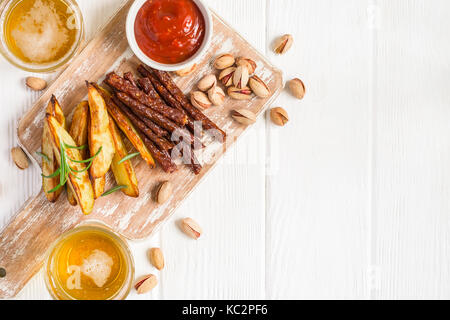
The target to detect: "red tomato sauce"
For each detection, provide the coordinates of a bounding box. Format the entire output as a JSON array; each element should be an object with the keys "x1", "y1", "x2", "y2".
[{"x1": 134, "y1": 0, "x2": 205, "y2": 64}]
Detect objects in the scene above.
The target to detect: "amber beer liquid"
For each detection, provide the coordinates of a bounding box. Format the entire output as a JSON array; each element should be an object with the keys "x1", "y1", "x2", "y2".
[
  {"x1": 0, "y1": 0, "x2": 83, "y2": 71},
  {"x1": 45, "y1": 224, "x2": 134, "y2": 300}
]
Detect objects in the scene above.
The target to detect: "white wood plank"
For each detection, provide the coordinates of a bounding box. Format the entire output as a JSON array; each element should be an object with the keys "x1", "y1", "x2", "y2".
[
  {"x1": 157, "y1": 0, "x2": 267, "y2": 300},
  {"x1": 374, "y1": 0, "x2": 450, "y2": 299},
  {"x1": 265, "y1": 0, "x2": 370, "y2": 299}
]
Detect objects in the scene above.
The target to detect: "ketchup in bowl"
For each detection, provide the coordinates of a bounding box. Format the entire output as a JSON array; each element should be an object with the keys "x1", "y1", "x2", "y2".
[{"x1": 134, "y1": 0, "x2": 205, "y2": 65}]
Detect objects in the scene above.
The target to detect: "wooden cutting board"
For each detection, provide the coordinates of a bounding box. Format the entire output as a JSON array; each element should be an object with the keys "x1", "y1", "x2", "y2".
[{"x1": 0, "y1": 0, "x2": 282, "y2": 298}]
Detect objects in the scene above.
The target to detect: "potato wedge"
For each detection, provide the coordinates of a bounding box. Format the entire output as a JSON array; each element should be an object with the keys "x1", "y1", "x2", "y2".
[
  {"x1": 42, "y1": 125, "x2": 61, "y2": 202},
  {"x1": 91, "y1": 176, "x2": 106, "y2": 199},
  {"x1": 42, "y1": 95, "x2": 66, "y2": 202},
  {"x1": 46, "y1": 115, "x2": 94, "y2": 215},
  {"x1": 47, "y1": 95, "x2": 66, "y2": 129},
  {"x1": 87, "y1": 83, "x2": 115, "y2": 178},
  {"x1": 69, "y1": 101, "x2": 89, "y2": 156},
  {"x1": 67, "y1": 185, "x2": 77, "y2": 206},
  {"x1": 97, "y1": 85, "x2": 155, "y2": 168},
  {"x1": 67, "y1": 101, "x2": 89, "y2": 206},
  {"x1": 109, "y1": 115, "x2": 139, "y2": 197}
]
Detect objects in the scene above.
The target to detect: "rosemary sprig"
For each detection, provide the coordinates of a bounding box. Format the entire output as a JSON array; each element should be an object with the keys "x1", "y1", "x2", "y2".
[
  {"x1": 101, "y1": 185, "x2": 127, "y2": 197},
  {"x1": 67, "y1": 147, "x2": 102, "y2": 164},
  {"x1": 41, "y1": 168, "x2": 61, "y2": 179},
  {"x1": 64, "y1": 143, "x2": 87, "y2": 150},
  {"x1": 42, "y1": 138, "x2": 102, "y2": 194},
  {"x1": 36, "y1": 151, "x2": 50, "y2": 162},
  {"x1": 118, "y1": 152, "x2": 140, "y2": 165}
]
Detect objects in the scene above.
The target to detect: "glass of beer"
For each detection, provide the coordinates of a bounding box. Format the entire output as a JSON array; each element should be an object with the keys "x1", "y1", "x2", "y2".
[
  {"x1": 0, "y1": 0, "x2": 84, "y2": 72},
  {"x1": 44, "y1": 223, "x2": 134, "y2": 300}
]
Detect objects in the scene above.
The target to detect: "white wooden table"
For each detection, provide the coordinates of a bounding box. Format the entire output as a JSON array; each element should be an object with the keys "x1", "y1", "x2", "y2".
[{"x1": 1, "y1": 0, "x2": 450, "y2": 300}]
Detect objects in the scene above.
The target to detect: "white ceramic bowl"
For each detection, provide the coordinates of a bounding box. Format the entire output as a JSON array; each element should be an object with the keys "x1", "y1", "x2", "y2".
[{"x1": 126, "y1": 0, "x2": 213, "y2": 72}]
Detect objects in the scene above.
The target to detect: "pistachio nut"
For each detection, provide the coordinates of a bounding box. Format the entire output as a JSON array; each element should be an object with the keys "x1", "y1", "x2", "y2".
[
  {"x1": 191, "y1": 91, "x2": 212, "y2": 109},
  {"x1": 288, "y1": 78, "x2": 306, "y2": 100},
  {"x1": 236, "y1": 58, "x2": 257, "y2": 74},
  {"x1": 135, "y1": 274, "x2": 158, "y2": 294},
  {"x1": 228, "y1": 86, "x2": 253, "y2": 100},
  {"x1": 270, "y1": 107, "x2": 289, "y2": 126},
  {"x1": 249, "y1": 75, "x2": 270, "y2": 98},
  {"x1": 231, "y1": 109, "x2": 257, "y2": 125},
  {"x1": 219, "y1": 67, "x2": 236, "y2": 86},
  {"x1": 273, "y1": 34, "x2": 293, "y2": 54},
  {"x1": 181, "y1": 218, "x2": 202, "y2": 239},
  {"x1": 233, "y1": 65, "x2": 249, "y2": 89},
  {"x1": 197, "y1": 74, "x2": 217, "y2": 92},
  {"x1": 213, "y1": 53, "x2": 235, "y2": 70},
  {"x1": 175, "y1": 64, "x2": 197, "y2": 77},
  {"x1": 208, "y1": 86, "x2": 226, "y2": 106}
]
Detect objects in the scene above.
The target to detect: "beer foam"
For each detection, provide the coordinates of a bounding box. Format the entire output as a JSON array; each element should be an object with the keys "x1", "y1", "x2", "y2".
[
  {"x1": 11, "y1": 0, "x2": 69, "y2": 62},
  {"x1": 81, "y1": 249, "x2": 113, "y2": 288}
]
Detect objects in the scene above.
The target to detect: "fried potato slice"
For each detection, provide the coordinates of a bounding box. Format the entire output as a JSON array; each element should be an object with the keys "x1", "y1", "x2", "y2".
[
  {"x1": 87, "y1": 83, "x2": 115, "y2": 178},
  {"x1": 91, "y1": 175, "x2": 106, "y2": 199},
  {"x1": 42, "y1": 125, "x2": 60, "y2": 202},
  {"x1": 46, "y1": 115, "x2": 94, "y2": 215},
  {"x1": 109, "y1": 115, "x2": 139, "y2": 197},
  {"x1": 97, "y1": 85, "x2": 155, "y2": 168},
  {"x1": 47, "y1": 95, "x2": 66, "y2": 129},
  {"x1": 67, "y1": 101, "x2": 89, "y2": 206},
  {"x1": 42, "y1": 95, "x2": 66, "y2": 202},
  {"x1": 67, "y1": 188, "x2": 78, "y2": 205},
  {"x1": 69, "y1": 101, "x2": 89, "y2": 156}
]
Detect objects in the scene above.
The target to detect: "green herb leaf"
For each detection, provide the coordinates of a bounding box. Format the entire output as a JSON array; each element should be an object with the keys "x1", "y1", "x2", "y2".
[
  {"x1": 41, "y1": 136, "x2": 101, "y2": 192},
  {"x1": 101, "y1": 185, "x2": 127, "y2": 197},
  {"x1": 67, "y1": 147, "x2": 102, "y2": 164},
  {"x1": 118, "y1": 152, "x2": 140, "y2": 165},
  {"x1": 59, "y1": 138, "x2": 66, "y2": 185},
  {"x1": 70, "y1": 161, "x2": 93, "y2": 173},
  {"x1": 70, "y1": 172, "x2": 81, "y2": 180},
  {"x1": 63, "y1": 143, "x2": 87, "y2": 150},
  {"x1": 36, "y1": 152, "x2": 50, "y2": 162},
  {"x1": 47, "y1": 182, "x2": 65, "y2": 194},
  {"x1": 41, "y1": 168, "x2": 61, "y2": 179}
]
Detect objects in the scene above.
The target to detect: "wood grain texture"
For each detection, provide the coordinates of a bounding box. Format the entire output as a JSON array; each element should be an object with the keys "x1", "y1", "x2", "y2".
[
  {"x1": 0, "y1": 0, "x2": 282, "y2": 299},
  {"x1": 265, "y1": 0, "x2": 369, "y2": 299},
  {"x1": 374, "y1": 0, "x2": 450, "y2": 299}
]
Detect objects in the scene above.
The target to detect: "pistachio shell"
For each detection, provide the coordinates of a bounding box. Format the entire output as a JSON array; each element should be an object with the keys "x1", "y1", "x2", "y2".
[
  {"x1": 289, "y1": 78, "x2": 306, "y2": 99},
  {"x1": 249, "y1": 75, "x2": 270, "y2": 98},
  {"x1": 208, "y1": 86, "x2": 225, "y2": 106},
  {"x1": 135, "y1": 274, "x2": 158, "y2": 294},
  {"x1": 11, "y1": 147, "x2": 29, "y2": 170},
  {"x1": 236, "y1": 58, "x2": 257, "y2": 74},
  {"x1": 191, "y1": 91, "x2": 212, "y2": 109},
  {"x1": 231, "y1": 109, "x2": 257, "y2": 125},
  {"x1": 214, "y1": 53, "x2": 235, "y2": 69},
  {"x1": 228, "y1": 86, "x2": 253, "y2": 100},
  {"x1": 157, "y1": 181, "x2": 172, "y2": 204},
  {"x1": 219, "y1": 67, "x2": 236, "y2": 86},
  {"x1": 270, "y1": 107, "x2": 289, "y2": 126},
  {"x1": 181, "y1": 218, "x2": 202, "y2": 239},
  {"x1": 233, "y1": 65, "x2": 249, "y2": 89},
  {"x1": 148, "y1": 248, "x2": 164, "y2": 270},
  {"x1": 197, "y1": 74, "x2": 217, "y2": 92},
  {"x1": 175, "y1": 64, "x2": 197, "y2": 77},
  {"x1": 273, "y1": 34, "x2": 294, "y2": 54},
  {"x1": 26, "y1": 77, "x2": 47, "y2": 91}
]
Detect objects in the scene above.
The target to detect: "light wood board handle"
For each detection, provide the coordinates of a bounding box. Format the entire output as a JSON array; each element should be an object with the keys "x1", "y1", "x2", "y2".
[{"x1": 0, "y1": 192, "x2": 82, "y2": 298}]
